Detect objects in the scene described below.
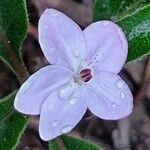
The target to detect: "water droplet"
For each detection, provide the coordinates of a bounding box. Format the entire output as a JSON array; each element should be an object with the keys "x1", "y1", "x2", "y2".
[
  {"x1": 115, "y1": 80, "x2": 124, "y2": 88},
  {"x1": 69, "y1": 98, "x2": 77, "y2": 105},
  {"x1": 111, "y1": 103, "x2": 117, "y2": 108},
  {"x1": 59, "y1": 89, "x2": 69, "y2": 100},
  {"x1": 59, "y1": 88, "x2": 65, "y2": 95},
  {"x1": 120, "y1": 92, "x2": 126, "y2": 99},
  {"x1": 73, "y1": 49, "x2": 80, "y2": 57},
  {"x1": 48, "y1": 103, "x2": 54, "y2": 110},
  {"x1": 52, "y1": 121, "x2": 58, "y2": 127},
  {"x1": 61, "y1": 125, "x2": 72, "y2": 133},
  {"x1": 102, "y1": 21, "x2": 109, "y2": 27},
  {"x1": 59, "y1": 84, "x2": 74, "y2": 100}
]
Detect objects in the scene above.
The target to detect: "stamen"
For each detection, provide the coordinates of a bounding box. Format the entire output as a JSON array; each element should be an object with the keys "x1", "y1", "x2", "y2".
[{"x1": 80, "y1": 69, "x2": 92, "y2": 82}]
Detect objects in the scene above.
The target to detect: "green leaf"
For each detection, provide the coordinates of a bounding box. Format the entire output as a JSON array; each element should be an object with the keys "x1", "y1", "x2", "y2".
[
  {"x1": 117, "y1": 4, "x2": 150, "y2": 62},
  {"x1": 0, "y1": 0, "x2": 28, "y2": 67},
  {"x1": 93, "y1": 2, "x2": 150, "y2": 63},
  {"x1": 93, "y1": 0, "x2": 150, "y2": 21},
  {"x1": 0, "y1": 91, "x2": 29, "y2": 150},
  {"x1": 49, "y1": 140, "x2": 59, "y2": 150},
  {"x1": 49, "y1": 135, "x2": 102, "y2": 150}
]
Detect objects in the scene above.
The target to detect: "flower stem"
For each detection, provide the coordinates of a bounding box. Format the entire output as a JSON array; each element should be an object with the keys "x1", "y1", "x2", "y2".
[{"x1": 0, "y1": 30, "x2": 29, "y2": 83}]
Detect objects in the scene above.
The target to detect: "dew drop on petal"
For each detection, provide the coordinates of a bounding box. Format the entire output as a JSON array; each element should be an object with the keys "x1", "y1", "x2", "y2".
[
  {"x1": 61, "y1": 125, "x2": 72, "y2": 133},
  {"x1": 59, "y1": 89, "x2": 65, "y2": 97},
  {"x1": 69, "y1": 98, "x2": 77, "y2": 105},
  {"x1": 115, "y1": 80, "x2": 124, "y2": 89},
  {"x1": 59, "y1": 83, "x2": 75, "y2": 100},
  {"x1": 52, "y1": 121, "x2": 58, "y2": 127},
  {"x1": 120, "y1": 92, "x2": 126, "y2": 99},
  {"x1": 111, "y1": 103, "x2": 117, "y2": 108},
  {"x1": 59, "y1": 89, "x2": 70, "y2": 100}
]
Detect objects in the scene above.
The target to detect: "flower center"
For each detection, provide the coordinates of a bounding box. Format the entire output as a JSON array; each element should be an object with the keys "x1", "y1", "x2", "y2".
[{"x1": 74, "y1": 69, "x2": 92, "y2": 84}]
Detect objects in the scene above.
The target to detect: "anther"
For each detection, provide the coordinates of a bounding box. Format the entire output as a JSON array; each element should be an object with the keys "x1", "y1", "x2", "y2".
[{"x1": 80, "y1": 69, "x2": 92, "y2": 82}]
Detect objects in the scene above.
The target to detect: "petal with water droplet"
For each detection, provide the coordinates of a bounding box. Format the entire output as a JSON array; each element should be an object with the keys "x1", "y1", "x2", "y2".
[
  {"x1": 39, "y1": 9, "x2": 86, "y2": 72},
  {"x1": 39, "y1": 88, "x2": 87, "y2": 141},
  {"x1": 52, "y1": 121, "x2": 58, "y2": 127},
  {"x1": 86, "y1": 72, "x2": 133, "y2": 120},
  {"x1": 14, "y1": 65, "x2": 73, "y2": 115},
  {"x1": 58, "y1": 82, "x2": 79, "y2": 100},
  {"x1": 115, "y1": 79, "x2": 125, "y2": 89},
  {"x1": 83, "y1": 21, "x2": 127, "y2": 73}
]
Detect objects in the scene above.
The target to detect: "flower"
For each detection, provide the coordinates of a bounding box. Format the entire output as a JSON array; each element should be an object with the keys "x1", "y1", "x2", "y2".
[{"x1": 14, "y1": 9, "x2": 133, "y2": 141}]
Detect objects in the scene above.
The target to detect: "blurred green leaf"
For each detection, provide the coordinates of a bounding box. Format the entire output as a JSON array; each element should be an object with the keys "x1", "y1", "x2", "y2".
[
  {"x1": 93, "y1": 0, "x2": 150, "y2": 21},
  {"x1": 93, "y1": 2, "x2": 150, "y2": 62},
  {"x1": 0, "y1": 91, "x2": 29, "y2": 150},
  {"x1": 49, "y1": 135, "x2": 102, "y2": 150},
  {"x1": 0, "y1": 0, "x2": 28, "y2": 68}
]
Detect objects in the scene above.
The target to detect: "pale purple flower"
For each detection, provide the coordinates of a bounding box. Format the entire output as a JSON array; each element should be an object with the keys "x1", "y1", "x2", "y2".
[{"x1": 14, "y1": 9, "x2": 133, "y2": 141}]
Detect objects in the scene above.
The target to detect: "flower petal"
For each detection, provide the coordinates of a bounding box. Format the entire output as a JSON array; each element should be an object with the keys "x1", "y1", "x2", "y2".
[
  {"x1": 87, "y1": 72, "x2": 133, "y2": 120},
  {"x1": 14, "y1": 65, "x2": 73, "y2": 115},
  {"x1": 83, "y1": 21, "x2": 128, "y2": 73},
  {"x1": 39, "y1": 88, "x2": 87, "y2": 141},
  {"x1": 38, "y1": 9, "x2": 86, "y2": 72}
]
